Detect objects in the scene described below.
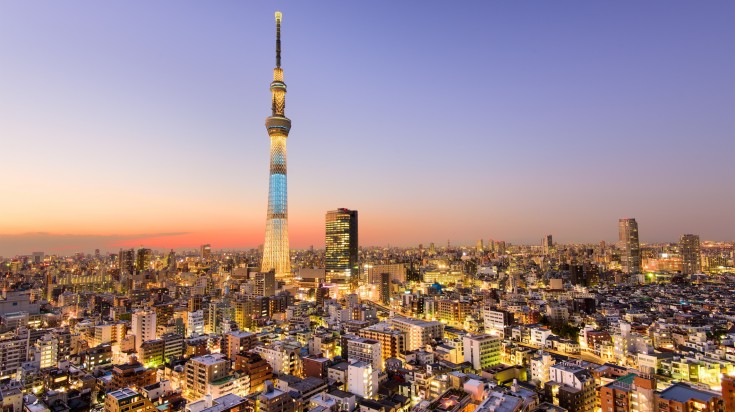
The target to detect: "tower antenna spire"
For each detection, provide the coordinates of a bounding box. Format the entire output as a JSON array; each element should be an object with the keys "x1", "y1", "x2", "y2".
[{"x1": 275, "y1": 11, "x2": 282, "y2": 68}]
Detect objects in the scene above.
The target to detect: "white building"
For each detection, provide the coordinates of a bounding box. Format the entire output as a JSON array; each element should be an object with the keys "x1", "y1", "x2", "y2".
[
  {"x1": 187, "y1": 310, "x2": 205, "y2": 337},
  {"x1": 347, "y1": 361, "x2": 378, "y2": 399},
  {"x1": 530, "y1": 351, "x2": 556, "y2": 384},
  {"x1": 388, "y1": 317, "x2": 444, "y2": 351},
  {"x1": 344, "y1": 336, "x2": 382, "y2": 371},
  {"x1": 131, "y1": 310, "x2": 157, "y2": 353},
  {"x1": 35, "y1": 334, "x2": 58, "y2": 369},
  {"x1": 253, "y1": 341, "x2": 302, "y2": 376},
  {"x1": 482, "y1": 308, "x2": 512, "y2": 337},
  {"x1": 530, "y1": 327, "x2": 552, "y2": 347},
  {"x1": 463, "y1": 334, "x2": 501, "y2": 371}
]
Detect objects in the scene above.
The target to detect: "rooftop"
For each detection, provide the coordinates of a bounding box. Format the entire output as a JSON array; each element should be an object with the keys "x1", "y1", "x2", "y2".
[
  {"x1": 658, "y1": 383, "x2": 721, "y2": 404},
  {"x1": 107, "y1": 388, "x2": 139, "y2": 401}
]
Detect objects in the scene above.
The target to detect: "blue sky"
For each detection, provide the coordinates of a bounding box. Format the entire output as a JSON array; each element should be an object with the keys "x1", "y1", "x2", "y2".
[{"x1": 0, "y1": 1, "x2": 733, "y2": 254}]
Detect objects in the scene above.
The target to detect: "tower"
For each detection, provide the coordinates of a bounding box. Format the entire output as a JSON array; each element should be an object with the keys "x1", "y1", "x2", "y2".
[
  {"x1": 618, "y1": 218, "x2": 641, "y2": 274},
  {"x1": 542, "y1": 234, "x2": 553, "y2": 255},
  {"x1": 325, "y1": 208, "x2": 359, "y2": 292},
  {"x1": 680, "y1": 234, "x2": 701, "y2": 275},
  {"x1": 261, "y1": 11, "x2": 292, "y2": 277}
]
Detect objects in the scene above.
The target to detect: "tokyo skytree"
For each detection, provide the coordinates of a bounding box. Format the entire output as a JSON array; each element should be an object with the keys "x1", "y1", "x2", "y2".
[{"x1": 261, "y1": 11, "x2": 291, "y2": 277}]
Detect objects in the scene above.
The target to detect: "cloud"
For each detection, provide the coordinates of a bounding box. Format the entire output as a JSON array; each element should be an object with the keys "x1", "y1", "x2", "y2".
[{"x1": 0, "y1": 232, "x2": 191, "y2": 257}]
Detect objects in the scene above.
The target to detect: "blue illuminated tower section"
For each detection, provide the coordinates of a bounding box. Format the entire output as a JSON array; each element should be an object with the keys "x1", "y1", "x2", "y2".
[{"x1": 261, "y1": 11, "x2": 291, "y2": 277}]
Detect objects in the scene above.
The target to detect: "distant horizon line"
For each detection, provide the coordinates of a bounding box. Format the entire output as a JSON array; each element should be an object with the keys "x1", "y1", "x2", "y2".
[{"x1": 4, "y1": 238, "x2": 733, "y2": 257}]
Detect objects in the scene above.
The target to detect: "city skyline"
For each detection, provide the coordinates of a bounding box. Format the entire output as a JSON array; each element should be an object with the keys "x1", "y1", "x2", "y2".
[{"x1": 1, "y1": 2, "x2": 734, "y2": 255}]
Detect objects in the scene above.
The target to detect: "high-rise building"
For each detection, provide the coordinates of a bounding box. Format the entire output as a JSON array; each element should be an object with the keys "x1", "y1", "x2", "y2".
[
  {"x1": 325, "y1": 208, "x2": 358, "y2": 290},
  {"x1": 131, "y1": 310, "x2": 157, "y2": 353},
  {"x1": 618, "y1": 218, "x2": 641, "y2": 274},
  {"x1": 680, "y1": 234, "x2": 701, "y2": 275},
  {"x1": 542, "y1": 234, "x2": 553, "y2": 255},
  {"x1": 200, "y1": 244, "x2": 212, "y2": 259},
  {"x1": 380, "y1": 273, "x2": 391, "y2": 305},
  {"x1": 135, "y1": 248, "x2": 152, "y2": 273},
  {"x1": 261, "y1": 12, "x2": 292, "y2": 278},
  {"x1": 255, "y1": 271, "x2": 276, "y2": 297},
  {"x1": 166, "y1": 249, "x2": 176, "y2": 271},
  {"x1": 119, "y1": 248, "x2": 135, "y2": 275}
]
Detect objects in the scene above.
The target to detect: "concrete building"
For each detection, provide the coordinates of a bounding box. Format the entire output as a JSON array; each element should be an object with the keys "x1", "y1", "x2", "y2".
[
  {"x1": 358, "y1": 322, "x2": 406, "y2": 365},
  {"x1": 388, "y1": 317, "x2": 443, "y2": 351},
  {"x1": 225, "y1": 331, "x2": 257, "y2": 359},
  {"x1": 482, "y1": 308, "x2": 513, "y2": 337},
  {"x1": 344, "y1": 335, "x2": 382, "y2": 371},
  {"x1": 186, "y1": 310, "x2": 205, "y2": 337},
  {"x1": 599, "y1": 374, "x2": 655, "y2": 412},
  {"x1": 347, "y1": 361, "x2": 378, "y2": 399},
  {"x1": 463, "y1": 334, "x2": 501, "y2": 371},
  {"x1": 105, "y1": 388, "x2": 155, "y2": 412},
  {"x1": 654, "y1": 382, "x2": 724, "y2": 412},
  {"x1": 544, "y1": 362, "x2": 596, "y2": 412},
  {"x1": 185, "y1": 354, "x2": 230, "y2": 400},
  {"x1": 258, "y1": 380, "x2": 295, "y2": 412},
  {"x1": 253, "y1": 341, "x2": 302, "y2": 376},
  {"x1": 131, "y1": 310, "x2": 157, "y2": 353}
]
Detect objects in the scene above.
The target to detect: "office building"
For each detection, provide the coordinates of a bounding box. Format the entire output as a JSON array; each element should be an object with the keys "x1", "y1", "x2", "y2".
[
  {"x1": 261, "y1": 11, "x2": 292, "y2": 278},
  {"x1": 135, "y1": 248, "x2": 152, "y2": 272},
  {"x1": 200, "y1": 244, "x2": 212, "y2": 259},
  {"x1": 255, "y1": 271, "x2": 276, "y2": 297},
  {"x1": 680, "y1": 234, "x2": 701, "y2": 275},
  {"x1": 619, "y1": 218, "x2": 641, "y2": 274},
  {"x1": 543, "y1": 235, "x2": 553, "y2": 255},
  {"x1": 380, "y1": 273, "x2": 391, "y2": 305},
  {"x1": 325, "y1": 208, "x2": 359, "y2": 291},
  {"x1": 119, "y1": 249, "x2": 135, "y2": 275}
]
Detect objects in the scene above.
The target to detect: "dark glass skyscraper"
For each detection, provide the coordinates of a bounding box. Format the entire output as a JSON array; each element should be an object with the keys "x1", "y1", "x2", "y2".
[
  {"x1": 680, "y1": 234, "x2": 701, "y2": 275},
  {"x1": 325, "y1": 208, "x2": 358, "y2": 292},
  {"x1": 618, "y1": 218, "x2": 641, "y2": 274}
]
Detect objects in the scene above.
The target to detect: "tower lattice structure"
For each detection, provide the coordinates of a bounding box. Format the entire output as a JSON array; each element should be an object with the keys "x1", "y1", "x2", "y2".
[{"x1": 261, "y1": 11, "x2": 291, "y2": 277}]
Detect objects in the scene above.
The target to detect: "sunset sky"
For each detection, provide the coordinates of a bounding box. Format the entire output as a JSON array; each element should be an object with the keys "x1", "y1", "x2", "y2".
[{"x1": 1, "y1": 1, "x2": 734, "y2": 255}]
